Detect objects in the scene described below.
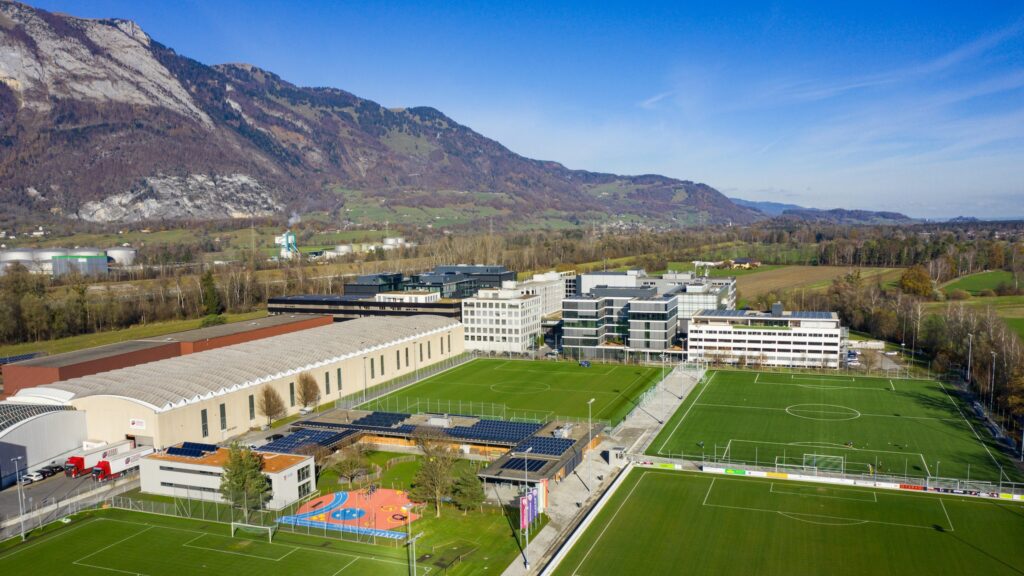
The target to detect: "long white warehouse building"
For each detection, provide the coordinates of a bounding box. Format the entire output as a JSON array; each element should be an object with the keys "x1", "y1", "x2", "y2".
[{"x1": 11, "y1": 315, "x2": 464, "y2": 448}]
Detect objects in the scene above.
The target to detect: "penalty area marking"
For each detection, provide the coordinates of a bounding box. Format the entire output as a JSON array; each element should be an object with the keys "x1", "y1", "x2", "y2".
[
  {"x1": 488, "y1": 382, "x2": 551, "y2": 394},
  {"x1": 770, "y1": 482, "x2": 878, "y2": 503}
]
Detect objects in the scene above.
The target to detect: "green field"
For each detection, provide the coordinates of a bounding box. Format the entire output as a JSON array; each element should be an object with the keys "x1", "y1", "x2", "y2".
[
  {"x1": 942, "y1": 270, "x2": 1017, "y2": 295},
  {"x1": 0, "y1": 509, "x2": 418, "y2": 575},
  {"x1": 552, "y1": 469, "x2": 1024, "y2": 575},
  {"x1": 648, "y1": 370, "x2": 1022, "y2": 483},
  {"x1": 362, "y1": 359, "x2": 664, "y2": 425},
  {"x1": 667, "y1": 262, "x2": 786, "y2": 277}
]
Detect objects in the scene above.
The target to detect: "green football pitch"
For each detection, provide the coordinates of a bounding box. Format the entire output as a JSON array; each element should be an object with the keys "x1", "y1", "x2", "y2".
[
  {"x1": 362, "y1": 359, "x2": 664, "y2": 425},
  {"x1": 0, "y1": 509, "x2": 419, "y2": 575},
  {"x1": 553, "y1": 469, "x2": 1024, "y2": 576},
  {"x1": 648, "y1": 370, "x2": 1022, "y2": 483}
]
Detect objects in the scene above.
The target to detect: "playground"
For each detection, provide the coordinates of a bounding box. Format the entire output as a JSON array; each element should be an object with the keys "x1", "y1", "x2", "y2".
[{"x1": 278, "y1": 488, "x2": 419, "y2": 539}]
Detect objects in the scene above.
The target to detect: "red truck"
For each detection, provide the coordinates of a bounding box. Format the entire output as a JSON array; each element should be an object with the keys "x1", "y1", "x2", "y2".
[
  {"x1": 64, "y1": 440, "x2": 134, "y2": 478},
  {"x1": 92, "y1": 446, "x2": 154, "y2": 482}
]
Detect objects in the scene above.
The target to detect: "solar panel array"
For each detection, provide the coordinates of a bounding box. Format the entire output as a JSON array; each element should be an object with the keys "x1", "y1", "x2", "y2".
[
  {"x1": 261, "y1": 428, "x2": 356, "y2": 454},
  {"x1": 501, "y1": 457, "x2": 546, "y2": 472},
  {"x1": 698, "y1": 309, "x2": 749, "y2": 317},
  {"x1": 181, "y1": 441, "x2": 218, "y2": 452},
  {"x1": 789, "y1": 311, "x2": 833, "y2": 319},
  {"x1": 351, "y1": 412, "x2": 409, "y2": 428},
  {"x1": 448, "y1": 420, "x2": 542, "y2": 444},
  {"x1": 513, "y1": 437, "x2": 575, "y2": 457},
  {"x1": 166, "y1": 446, "x2": 206, "y2": 458}
]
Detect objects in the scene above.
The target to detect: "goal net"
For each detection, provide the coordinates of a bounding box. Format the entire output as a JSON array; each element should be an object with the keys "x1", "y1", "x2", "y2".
[
  {"x1": 802, "y1": 454, "x2": 844, "y2": 473},
  {"x1": 231, "y1": 522, "x2": 276, "y2": 543}
]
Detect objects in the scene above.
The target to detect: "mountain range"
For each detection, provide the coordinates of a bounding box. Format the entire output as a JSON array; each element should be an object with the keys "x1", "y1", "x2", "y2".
[{"x1": 0, "y1": 2, "x2": 908, "y2": 229}]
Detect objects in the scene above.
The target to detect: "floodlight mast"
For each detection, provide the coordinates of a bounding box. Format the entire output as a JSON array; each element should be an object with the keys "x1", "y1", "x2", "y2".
[{"x1": 522, "y1": 446, "x2": 533, "y2": 569}]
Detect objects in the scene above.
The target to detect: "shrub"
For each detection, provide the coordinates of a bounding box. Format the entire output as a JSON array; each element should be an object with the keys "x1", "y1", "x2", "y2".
[
  {"x1": 949, "y1": 289, "x2": 971, "y2": 301},
  {"x1": 979, "y1": 289, "x2": 997, "y2": 298}
]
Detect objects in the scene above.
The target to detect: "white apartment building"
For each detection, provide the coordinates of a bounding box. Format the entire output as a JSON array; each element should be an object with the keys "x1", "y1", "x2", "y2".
[
  {"x1": 140, "y1": 445, "x2": 314, "y2": 510},
  {"x1": 500, "y1": 270, "x2": 575, "y2": 317},
  {"x1": 686, "y1": 304, "x2": 843, "y2": 368},
  {"x1": 462, "y1": 288, "x2": 542, "y2": 354},
  {"x1": 372, "y1": 290, "x2": 441, "y2": 303}
]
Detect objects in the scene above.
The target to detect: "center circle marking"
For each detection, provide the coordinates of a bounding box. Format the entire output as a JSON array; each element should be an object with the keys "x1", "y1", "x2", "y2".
[
  {"x1": 489, "y1": 382, "x2": 551, "y2": 394},
  {"x1": 785, "y1": 404, "x2": 861, "y2": 421}
]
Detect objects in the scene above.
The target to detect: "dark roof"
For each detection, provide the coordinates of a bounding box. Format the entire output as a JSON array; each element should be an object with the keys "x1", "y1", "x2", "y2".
[
  {"x1": 11, "y1": 340, "x2": 172, "y2": 368},
  {"x1": 10, "y1": 314, "x2": 325, "y2": 368}
]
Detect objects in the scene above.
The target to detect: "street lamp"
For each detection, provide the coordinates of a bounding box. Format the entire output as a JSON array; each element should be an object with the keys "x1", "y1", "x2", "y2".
[
  {"x1": 990, "y1": 352, "x2": 997, "y2": 411},
  {"x1": 11, "y1": 456, "x2": 26, "y2": 541},
  {"x1": 587, "y1": 398, "x2": 596, "y2": 492},
  {"x1": 522, "y1": 446, "x2": 533, "y2": 570},
  {"x1": 966, "y1": 334, "x2": 973, "y2": 386}
]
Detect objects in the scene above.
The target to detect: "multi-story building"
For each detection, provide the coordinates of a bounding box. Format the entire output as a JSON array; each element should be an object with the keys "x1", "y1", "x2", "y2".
[
  {"x1": 462, "y1": 288, "x2": 542, "y2": 354},
  {"x1": 496, "y1": 270, "x2": 575, "y2": 317},
  {"x1": 686, "y1": 304, "x2": 843, "y2": 368},
  {"x1": 561, "y1": 270, "x2": 735, "y2": 360}
]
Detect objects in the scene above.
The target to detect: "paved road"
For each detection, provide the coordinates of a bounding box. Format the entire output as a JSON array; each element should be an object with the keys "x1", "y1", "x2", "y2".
[{"x1": 0, "y1": 472, "x2": 97, "y2": 522}]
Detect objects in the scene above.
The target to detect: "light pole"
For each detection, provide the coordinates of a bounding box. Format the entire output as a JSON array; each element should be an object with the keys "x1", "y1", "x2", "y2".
[
  {"x1": 522, "y1": 446, "x2": 533, "y2": 570},
  {"x1": 407, "y1": 531, "x2": 423, "y2": 575},
  {"x1": 990, "y1": 352, "x2": 997, "y2": 411},
  {"x1": 11, "y1": 456, "x2": 26, "y2": 541},
  {"x1": 587, "y1": 398, "x2": 596, "y2": 492},
  {"x1": 966, "y1": 333, "x2": 973, "y2": 386}
]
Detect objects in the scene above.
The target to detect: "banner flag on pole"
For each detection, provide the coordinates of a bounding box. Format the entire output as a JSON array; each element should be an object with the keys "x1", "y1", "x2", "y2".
[{"x1": 520, "y1": 496, "x2": 528, "y2": 530}]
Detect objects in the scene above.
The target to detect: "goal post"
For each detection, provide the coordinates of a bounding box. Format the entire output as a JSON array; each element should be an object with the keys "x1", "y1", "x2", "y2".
[
  {"x1": 231, "y1": 522, "x2": 276, "y2": 543},
  {"x1": 802, "y1": 453, "x2": 844, "y2": 473}
]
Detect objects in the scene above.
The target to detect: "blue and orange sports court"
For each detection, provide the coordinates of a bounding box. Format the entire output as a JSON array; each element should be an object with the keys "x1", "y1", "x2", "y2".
[{"x1": 277, "y1": 487, "x2": 420, "y2": 539}]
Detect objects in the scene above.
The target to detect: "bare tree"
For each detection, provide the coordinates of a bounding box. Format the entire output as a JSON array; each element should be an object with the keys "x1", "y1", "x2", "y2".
[
  {"x1": 297, "y1": 371, "x2": 322, "y2": 409},
  {"x1": 409, "y1": 427, "x2": 459, "y2": 518},
  {"x1": 256, "y1": 385, "x2": 286, "y2": 427},
  {"x1": 332, "y1": 444, "x2": 369, "y2": 485}
]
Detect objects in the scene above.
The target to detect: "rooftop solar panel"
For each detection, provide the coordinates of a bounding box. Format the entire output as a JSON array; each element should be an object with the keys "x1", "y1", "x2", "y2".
[
  {"x1": 513, "y1": 437, "x2": 575, "y2": 457},
  {"x1": 501, "y1": 458, "x2": 546, "y2": 472}
]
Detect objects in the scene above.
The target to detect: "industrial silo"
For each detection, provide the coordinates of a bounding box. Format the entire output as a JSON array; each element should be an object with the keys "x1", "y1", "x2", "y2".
[{"x1": 105, "y1": 246, "x2": 137, "y2": 266}]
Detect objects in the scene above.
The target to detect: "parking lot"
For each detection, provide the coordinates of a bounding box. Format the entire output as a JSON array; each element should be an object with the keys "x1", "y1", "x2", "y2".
[{"x1": 0, "y1": 471, "x2": 97, "y2": 522}]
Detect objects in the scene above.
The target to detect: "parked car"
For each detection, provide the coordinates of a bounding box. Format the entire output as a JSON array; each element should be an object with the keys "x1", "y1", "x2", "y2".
[
  {"x1": 37, "y1": 467, "x2": 56, "y2": 478},
  {"x1": 43, "y1": 465, "x2": 64, "y2": 476},
  {"x1": 848, "y1": 361, "x2": 861, "y2": 367},
  {"x1": 20, "y1": 471, "x2": 44, "y2": 484},
  {"x1": 885, "y1": 351, "x2": 898, "y2": 356}
]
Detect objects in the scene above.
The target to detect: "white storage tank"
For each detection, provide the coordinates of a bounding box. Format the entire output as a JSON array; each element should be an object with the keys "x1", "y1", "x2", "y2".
[
  {"x1": 69, "y1": 247, "x2": 105, "y2": 257},
  {"x1": 334, "y1": 244, "x2": 354, "y2": 255},
  {"x1": 1, "y1": 248, "x2": 36, "y2": 263},
  {"x1": 0, "y1": 258, "x2": 35, "y2": 275},
  {"x1": 383, "y1": 237, "x2": 405, "y2": 246},
  {"x1": 105, "y1": 246, "x2": 137, "y2": 266},
  {"x1": 33, "y1": 248, "x2": 69, "y2": 274}
]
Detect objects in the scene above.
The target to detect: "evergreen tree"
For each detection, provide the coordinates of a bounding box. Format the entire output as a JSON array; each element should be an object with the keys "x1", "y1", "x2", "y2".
[
  {"x1": 200, "y1": 270, "x2": 224, "y2": 315},
  {"x1": 451, "y1": 466, "x2": 485, "y2": 514},
  {"x1": 219, "y1": 443, "x2": 270, "y2": 521}
]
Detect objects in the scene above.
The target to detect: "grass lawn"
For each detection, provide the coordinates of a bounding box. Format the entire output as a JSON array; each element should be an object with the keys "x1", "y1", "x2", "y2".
[
  {"x1": 0, "y1": 310, "x2": 267, "y2": 359},
  {"x1": 0, "y1": 508, "x2": 415, "y2": 575},
  {"x1": 942, "y1": 270, "x2": 1017, "y2": 295},
  {"x1": 361, "y1": 359, "x2": 664, "y2": 425},
  {"x1": 647, "y1": 370, "x2": 1022, "y2": 483},
  {"x1": 552, "y1": 469, "x2": 1024, "y2": 576},
  {"x1": 4, "y1": 455, "x2": 530, "y2": 576}
]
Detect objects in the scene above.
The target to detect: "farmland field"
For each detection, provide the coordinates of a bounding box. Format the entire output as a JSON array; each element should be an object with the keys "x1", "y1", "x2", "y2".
[
  {"x1": 551, "y1": 469, "x2": 1024, "y2": 576},
  {"x1": 735, "y1": 265, "x2": 902, "y2": 299},
  {"x1": 362, "y1": 358, "x2": 664, "y2": 425},
  {"x1": 647, "y1": 370, "x2": 1022, "y2": 483},
  {"x1": 942, "y1": 270, "x2": 1017, "y2": 295}
]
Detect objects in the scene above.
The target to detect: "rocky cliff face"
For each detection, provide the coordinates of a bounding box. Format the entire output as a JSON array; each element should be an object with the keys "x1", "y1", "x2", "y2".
[{"x1": 0, "y1": 1, "x2": 762, "y2": 226}]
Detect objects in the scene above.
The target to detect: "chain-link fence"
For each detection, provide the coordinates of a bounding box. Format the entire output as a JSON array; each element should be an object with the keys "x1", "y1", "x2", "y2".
[{"x1": 335, "y1": 351, "x2": 479, "y2": 410}]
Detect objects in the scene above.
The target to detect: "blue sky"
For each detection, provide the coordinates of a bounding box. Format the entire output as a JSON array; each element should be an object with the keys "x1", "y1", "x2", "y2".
[{"x1": 30, "y1": 1, "x2": 1024, "y2": 218}]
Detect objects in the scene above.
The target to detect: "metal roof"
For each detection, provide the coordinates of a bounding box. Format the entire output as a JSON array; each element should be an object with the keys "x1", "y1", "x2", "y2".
[
  {"x1": 15, "y1": 315, "x2": 458, "y2": 413},
  {"x1": 696, "y1": 309, "x2": 836, "y2": 319},
  {"x1": 0, "y1": 402, "x2": 75, "y2": 435}
]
